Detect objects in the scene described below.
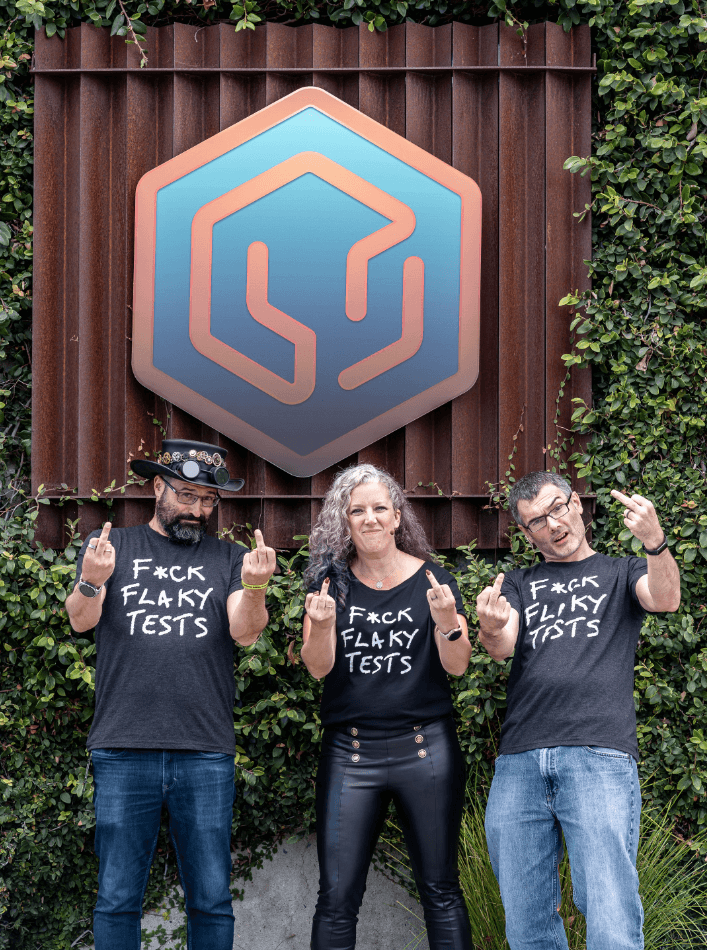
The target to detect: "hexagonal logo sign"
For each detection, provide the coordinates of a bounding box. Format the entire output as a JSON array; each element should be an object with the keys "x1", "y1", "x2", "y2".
[{"x1": 132, "y1": 87, "x2": 481, "y2": 477}]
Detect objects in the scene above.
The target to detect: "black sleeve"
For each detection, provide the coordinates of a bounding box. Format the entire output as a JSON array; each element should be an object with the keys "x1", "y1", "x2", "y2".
[
  {"x1": 228, "y1": 546, "x2": 245, "y2": 596},
  {"x1": 501, "y1": 570, "x2": 523, "y2": 619},
  {"x1": 626, "y1": 555, "x2": 649, "y2": 608}
]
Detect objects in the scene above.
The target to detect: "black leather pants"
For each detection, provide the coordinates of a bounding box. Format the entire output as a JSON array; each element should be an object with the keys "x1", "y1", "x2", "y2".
[{"x1": 311, "y1": 716, "x2": 472, "y2": 950}]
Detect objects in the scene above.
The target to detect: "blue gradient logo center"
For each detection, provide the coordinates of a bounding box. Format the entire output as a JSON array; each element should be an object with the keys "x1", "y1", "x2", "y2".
[{"x1": 152, "y1": 108, "x2": 461, "y2": 456}]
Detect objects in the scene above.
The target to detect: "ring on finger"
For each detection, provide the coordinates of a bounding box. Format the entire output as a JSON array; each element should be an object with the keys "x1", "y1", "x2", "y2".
[{"x1": 88, "y1": 544, "x2": 97, "y2": 549}]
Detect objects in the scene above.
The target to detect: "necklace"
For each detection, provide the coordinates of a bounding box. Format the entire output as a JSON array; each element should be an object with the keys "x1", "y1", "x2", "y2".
[{"x1": 355, "y1": 555, "x2": 400, "y2": 589}]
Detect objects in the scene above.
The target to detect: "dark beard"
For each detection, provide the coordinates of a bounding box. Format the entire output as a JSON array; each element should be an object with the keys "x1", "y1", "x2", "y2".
[{"x1": 156, "y1": 496, "x2": 207, "y2": 545}]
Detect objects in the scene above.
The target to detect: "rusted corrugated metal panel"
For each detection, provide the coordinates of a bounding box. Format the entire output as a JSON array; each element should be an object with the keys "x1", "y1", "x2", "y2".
[
  {"x1": 313, "y1": 23, "x2": 359, "y2": 107},
  {"x1": 497, "y1": 23, "x2": 548, "y2": 545},
  {"x1": 450, "y1": 22, "x2": 500, "y2": 549},
  {"x1": 544, "y1": 22, "x2": 592, "y2": 492},
  {"x1": 32, "y1": 21, "x2": 593, "y2": 551},
  {"x1": 404, "y1": 22, "x2": 453, "y2": 542}
]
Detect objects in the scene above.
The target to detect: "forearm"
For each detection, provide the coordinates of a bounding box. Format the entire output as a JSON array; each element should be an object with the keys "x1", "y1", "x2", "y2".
[
  {"x1": 65, "y1": 589, "x2": 104, "y2": 632},
  {"x1": 645, "y1": 549, "x2": 681, "y2": 612},
  {"x1": 301, "y1": 623, "x2": 336, "y2": 679},
  {"x1": 437, "y1": 634, "x2": 472, "y2": 675},
  {"x1": 229, "y1": 589, "x2": 269, "y2": 645},
  {"x1": 478, "y1": 624, "x2": 515, "y2": 662}
]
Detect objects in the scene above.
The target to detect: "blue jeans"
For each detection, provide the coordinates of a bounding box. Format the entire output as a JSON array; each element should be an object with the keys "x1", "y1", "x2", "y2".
[
  {"x1": 485, "y1": 746, "x2": 643, "y2": 950},
  {"x1": 91, "y1": 749, "x2": 236, "y2": 950}
]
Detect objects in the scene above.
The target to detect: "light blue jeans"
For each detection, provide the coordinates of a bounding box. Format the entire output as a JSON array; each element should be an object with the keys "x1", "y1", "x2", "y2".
[
  {"x1": 485, "y1": 746, "x2": 643, "y2": 950},
  {"x1": 91, "y1": 748, "x2": 236, "y2": 950}
]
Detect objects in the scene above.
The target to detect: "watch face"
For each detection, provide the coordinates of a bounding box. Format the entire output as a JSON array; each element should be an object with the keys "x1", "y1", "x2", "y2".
[
  {"x1": 78, "y1": 580, "x2": 100, "y2": 597},
  {"x1": 446, "y1": 628, "x2": 463, "y2": 642}
]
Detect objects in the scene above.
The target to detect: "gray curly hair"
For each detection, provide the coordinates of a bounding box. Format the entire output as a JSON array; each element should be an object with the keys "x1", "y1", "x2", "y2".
[{"x1": 304, "y1": 463, "x2": 433, "y2": 607}]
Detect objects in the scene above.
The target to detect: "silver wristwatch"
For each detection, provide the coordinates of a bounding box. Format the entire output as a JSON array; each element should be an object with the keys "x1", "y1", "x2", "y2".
[
  {"x1": 436, "y1": 625, "x2": 463, "y2": 642},
  {"x1": 78, "y1": 577, "x2": 103, "y2": 598}
]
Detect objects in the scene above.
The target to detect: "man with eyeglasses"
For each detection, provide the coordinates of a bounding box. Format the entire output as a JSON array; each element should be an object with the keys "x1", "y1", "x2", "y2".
[
  {"x1": 476, "y1": 471, "x2": 680, "y2": 950},
  {"x1": 66, "y1": 440, "x2": 276, "y2": 950}
]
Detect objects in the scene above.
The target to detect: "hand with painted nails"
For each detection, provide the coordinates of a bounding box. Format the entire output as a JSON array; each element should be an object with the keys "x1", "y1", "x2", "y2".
[
  {"x1": 610, "y1": 489, "x2": 665, "y2": 550},
  {"x1": 425, "y1": 570, "x2": 458, "y2": 632},
  {"x1": 305, "y1": 577, "x2": 337, "y2": 629}
]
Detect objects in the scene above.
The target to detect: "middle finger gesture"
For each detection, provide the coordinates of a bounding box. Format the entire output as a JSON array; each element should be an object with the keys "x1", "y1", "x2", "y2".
[
  {"x1": 242, "y1": 528, "x2": 277, "y2": 589},
  {"x1": 476, "y1": 574, "x2": 511, "y2": 633},
  {"x1": 305, "y1": 577, "x2": 337, "y2": 629},
  {"x1": 426, "y1": 570, "x2": 458, "y2": 632}
]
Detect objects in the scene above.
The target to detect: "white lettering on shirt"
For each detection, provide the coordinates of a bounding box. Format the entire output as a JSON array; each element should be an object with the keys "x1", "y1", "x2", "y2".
[
  {"x1": 529, "y1": 579, "x2": 550, "y2": 600},
  {"x1": 133, "y1": 558, "x2": 152, "y2": 579},
  {"x1": 126, "y1": 609, "x2": 146, "y2": 635},
  {"x1": 172, "y1": 613, "x2": 193, "y2": 636},
  {"x1": 121, "y1": 583, "x2": 140, "y2": 606}
]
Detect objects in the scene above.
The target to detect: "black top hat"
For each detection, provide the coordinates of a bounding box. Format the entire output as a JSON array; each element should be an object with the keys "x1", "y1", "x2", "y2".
[{"x1": 130, "y1": 440, "x2": 244, "y2": 492}]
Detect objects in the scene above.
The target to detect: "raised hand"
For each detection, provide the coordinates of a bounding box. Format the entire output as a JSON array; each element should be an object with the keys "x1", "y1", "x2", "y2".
[
  {"x1": 610, "y1": 489, "x2": 665, "y2": 549},
  {"x1": 476, "y1": 574, "x2": 511, "y2": 633},
  {"x1": 426, "y1": 570, "x2": 458, "y2": 633},
  {"x1": 242, "y1": 528, "x2": 277, "y2": 589},
  {"x1": 305, "y1": 577, "x2": 337, "y2": 629},
  {"x1": 81, "y1": 522, "x2": 115, "y2": 587}
]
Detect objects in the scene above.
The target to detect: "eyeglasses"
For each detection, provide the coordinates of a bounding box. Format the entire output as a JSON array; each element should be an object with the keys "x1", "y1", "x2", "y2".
[
  {"x1": 524, "y1": 501, "x2": 570, "y2": 534},
  {"x1": 162, "y1": 478, "x2": 220, "y2": 509}
]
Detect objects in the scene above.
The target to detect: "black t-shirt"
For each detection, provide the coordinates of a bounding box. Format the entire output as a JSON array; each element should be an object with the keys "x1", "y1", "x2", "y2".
[
  {"x1": 500, "y1": 553, "x2": 649, "y2": 760},
  {"x1": 314, "y1": 562, "x2": 465, "y2": 730},
  {"x1": 74, "y1": 523, "x2": 244, "y2": 754}
]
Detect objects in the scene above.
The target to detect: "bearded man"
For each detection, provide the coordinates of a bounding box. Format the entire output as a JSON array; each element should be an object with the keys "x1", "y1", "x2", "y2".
[{"x1": 65, "y1": 440, "x2": 276, "y2": 950}]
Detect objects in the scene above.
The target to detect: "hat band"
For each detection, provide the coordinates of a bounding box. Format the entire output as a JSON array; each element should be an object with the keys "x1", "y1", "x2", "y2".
[{"x1": 159, "y1": 450, "x2": 225, "y2": 468}]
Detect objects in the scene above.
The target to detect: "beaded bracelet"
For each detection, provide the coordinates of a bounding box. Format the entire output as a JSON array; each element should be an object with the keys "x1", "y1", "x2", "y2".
[{"x1": 242, "y1": 581, "x2": 269, "y2": 590}]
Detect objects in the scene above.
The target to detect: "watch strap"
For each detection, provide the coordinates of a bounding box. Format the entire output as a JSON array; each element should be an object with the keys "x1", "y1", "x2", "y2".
[{"x1": 642, "y1": 535, "x2": 668, "y2": 556}]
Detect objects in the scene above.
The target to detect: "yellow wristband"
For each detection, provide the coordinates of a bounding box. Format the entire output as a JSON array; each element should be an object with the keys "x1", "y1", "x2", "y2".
[{"x1": 242, "y1": 581, "x2": 269, "y2": 590}]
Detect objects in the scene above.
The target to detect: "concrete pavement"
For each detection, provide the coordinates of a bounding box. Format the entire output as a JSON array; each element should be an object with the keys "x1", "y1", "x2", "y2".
[{"x1": 135, "y1": 835, "x2": 429, "y2": 950}]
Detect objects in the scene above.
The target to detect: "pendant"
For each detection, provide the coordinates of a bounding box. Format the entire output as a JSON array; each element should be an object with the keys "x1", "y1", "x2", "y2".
[{"x1": 376, "y1": 581, "x2": 383, "y2": 589}]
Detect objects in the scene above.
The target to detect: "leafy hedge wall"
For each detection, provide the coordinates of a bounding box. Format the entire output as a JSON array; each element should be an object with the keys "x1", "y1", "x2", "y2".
[{"x1": 0, "y1": 0, "x2": 706, "y2": 946}]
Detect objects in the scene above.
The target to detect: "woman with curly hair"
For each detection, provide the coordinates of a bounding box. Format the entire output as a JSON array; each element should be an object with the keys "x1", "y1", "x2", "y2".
[{"x1": 302, "y1": 463, "x2": 473, "y2": 950}]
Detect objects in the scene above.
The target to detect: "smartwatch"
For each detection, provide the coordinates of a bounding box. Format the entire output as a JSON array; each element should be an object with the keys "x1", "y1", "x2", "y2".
[
  {"x1": 436, "y1": 625, "x2": 463, "y2": 642},
  {"x1": 643, "y1": 536, "x2": 668, "y2": 556},
  {"x1": 78, "y1": 577, "x2": 103, "y2": 598}
]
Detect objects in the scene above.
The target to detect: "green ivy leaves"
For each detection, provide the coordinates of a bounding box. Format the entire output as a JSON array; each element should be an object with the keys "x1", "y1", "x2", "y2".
[{"x1": 1, "y1": 0, "x2": 707, "y2": 945}]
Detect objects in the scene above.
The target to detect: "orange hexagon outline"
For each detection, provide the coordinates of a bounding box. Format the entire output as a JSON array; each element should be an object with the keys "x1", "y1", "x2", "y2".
[
  {"x1": 189, "y1": 150, "x2": 424, "y2": 405},
  {"x1": 132, "y1": 86, "x2": 482, "y2": 477}
]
